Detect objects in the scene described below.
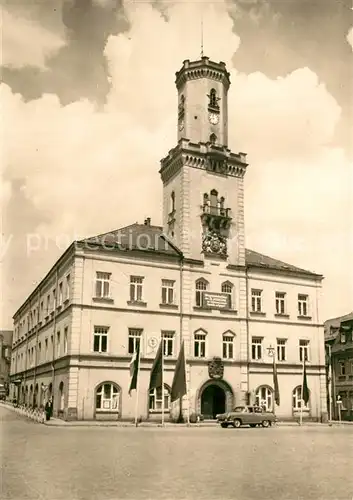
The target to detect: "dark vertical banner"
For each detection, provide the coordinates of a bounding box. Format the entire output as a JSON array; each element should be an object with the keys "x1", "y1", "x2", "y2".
[
  {"x1": 171, "y1": 341, "x2": 187, "y2": 403},
  {"x1": 302, "y1": 359, "x2": 310, "y2": 405},
  {"x1": 129, "y1": 341, "x2": 140, "y2": 395},
  {"x1": 273, "y1": 357, "x2": 280, "y2": 406},
  {"x1": 149, "y1": 340, "x2": 163, "y2": 391}
]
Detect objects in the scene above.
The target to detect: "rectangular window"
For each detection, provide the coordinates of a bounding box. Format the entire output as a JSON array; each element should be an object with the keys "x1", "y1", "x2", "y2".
[
  {"x1": 162, "y1": 331, "x2": 174, "y2": 356},
  {"x1": 64, "y1": 327, "x2": 68, "y2": 354},
  {"x1": 46, "y1": 295, "x2": 51, "y2": 316},
  {"x1": 299, "y1": 339, "x2": 310, "y2": 362},
  {"x1": 339, "y1": 361, "x2": 346, "y2": 376},
  {"x1": 251, "y1": 289, "x2": 263, "y2": 313},
  {"x1": 45, "y1": 338, "x2": 48, "y2": 360},
  {"x1": 130, "y1": 276, "x2": 143, "y2": 302},
  {"x1": 298, "y1": 294, "x2": 309, "y2": 316},
  {"x1": 58, "y1": 282, "x2": 63, "y2": 306},
  {"x1": 52, "y1": 289, "x2": 56, "y2": 309},
  {"x1": 95, "y1": 272, "x2": 111, "y2": 298},
  {"x1": 277, "y1": 339, "x2": 287, "y2": 361},
  {"x1": 50, "y1": 335, "x2": 54, "y2": 358},
  {"x1": 40, "y1": 301, "x2": 44, "y2": 320},
  {"x1": 251, "y1": 337, "x2": 263, "y2": 360},
  {"x1": 38, "y1": 342, "x2": 41, "y2": 363},
  {"x1": 161, "y1": 280, "x2": 175, "y2": 305},
  {"x1": 275, "y1": 292, "x2": 286, "y2": 315},
  {"x1": 65, "y1": 274, "x2": 71, "y2": 300},
  {"x1": 128, "y1": 328, "x2": 142, "y2": 354},
  {"x1": 194, "y1": 333, "x2": 206, "y2": 358},
  {"x1": 223, "y1": 335, "x2": 234, "y2": 359},
  {"x1": 56, "y1": 331, "x2": 61, "y2": 358},
  {"x1": 93, "y1": 326, "x2": 108, "y2": 353}
]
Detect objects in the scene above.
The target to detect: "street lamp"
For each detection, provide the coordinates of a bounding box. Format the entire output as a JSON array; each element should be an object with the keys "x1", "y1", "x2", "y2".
[{"x1": 267, "y1": 345, "x2": 275, "y2": 358}]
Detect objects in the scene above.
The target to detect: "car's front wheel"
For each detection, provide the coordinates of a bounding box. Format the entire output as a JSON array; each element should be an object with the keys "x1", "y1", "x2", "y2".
[
  {"x1": 233, "y1": 419, "x2": 242, "y2": 428},
  {"x1": 262, "y1": 420, "x2": 270, "y2": 428}
]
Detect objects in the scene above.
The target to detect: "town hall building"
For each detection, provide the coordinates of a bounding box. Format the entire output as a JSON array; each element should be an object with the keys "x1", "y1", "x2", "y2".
[{"x1": 10, "y1": 56, "x2": 328, "y2": 422}]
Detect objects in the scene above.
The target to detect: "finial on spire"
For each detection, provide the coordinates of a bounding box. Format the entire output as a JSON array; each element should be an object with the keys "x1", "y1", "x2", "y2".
[{"x1": 200, "y1": 14, "x2": 204, "y2": 58}]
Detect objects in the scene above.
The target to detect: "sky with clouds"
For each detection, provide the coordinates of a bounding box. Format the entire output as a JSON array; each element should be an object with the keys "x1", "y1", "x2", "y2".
[{"x1": 1, "y1": 0, "x2": 353, "y2": 329}]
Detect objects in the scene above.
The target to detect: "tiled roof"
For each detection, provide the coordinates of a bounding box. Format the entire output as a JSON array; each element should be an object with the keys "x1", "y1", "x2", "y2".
[
  {"x1": 81, "y1": 224, "x2": 320, "y2": 276},
  {"x1": 245, "y1": 249, "x2": 320, "y2": 277},
  {"x1": 80, "y1": 223, "x2": 180, "y2": 256},
  {"x1": 324, "y1": 311, "x2": 353, "y2": 327}
]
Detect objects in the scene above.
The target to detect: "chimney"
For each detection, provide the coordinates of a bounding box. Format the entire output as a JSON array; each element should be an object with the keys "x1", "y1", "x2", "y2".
[{"x1": 144, "y1": 217, "x2": 151, "y2": 226}]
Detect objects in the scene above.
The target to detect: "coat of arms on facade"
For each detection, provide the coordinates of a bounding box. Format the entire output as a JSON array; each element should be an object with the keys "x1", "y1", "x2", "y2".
[
  {"x1": 202, "y1": 230, "x2": 227, "y2": 257},
  {"x1": 208, "y1": 357, "x2": 224, "y2": 379}
]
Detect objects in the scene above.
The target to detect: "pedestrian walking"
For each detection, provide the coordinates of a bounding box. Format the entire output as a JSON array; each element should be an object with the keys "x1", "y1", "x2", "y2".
[{"x1": 45, "y1": 401, "x2": 51, "y2": 421}]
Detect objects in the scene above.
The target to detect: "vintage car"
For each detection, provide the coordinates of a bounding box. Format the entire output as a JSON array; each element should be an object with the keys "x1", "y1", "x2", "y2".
[{"x1": 216, "y1": 405, "x2": 276, "y2": 428}]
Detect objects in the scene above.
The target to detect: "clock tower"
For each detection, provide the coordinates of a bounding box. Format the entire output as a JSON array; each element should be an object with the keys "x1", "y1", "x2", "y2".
[{"x1": 160, "y1": 56, "x2": 248, "y2": 266}]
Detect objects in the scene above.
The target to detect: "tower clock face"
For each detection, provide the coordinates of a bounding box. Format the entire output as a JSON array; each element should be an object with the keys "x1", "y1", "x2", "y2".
[
  {"x1": 209, "y1": 112, "x2": 219, "y2": 125},
  {"x1": 179, "y1": 119, "x2": 184, "y2": 131}
]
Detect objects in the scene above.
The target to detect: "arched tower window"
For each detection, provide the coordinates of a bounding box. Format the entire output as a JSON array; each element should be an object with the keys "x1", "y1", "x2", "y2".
[
  {"x1": 210, "y1": 133, "x2": 217, "y2": 145},
  {"x1": 210, "y1": 189, "x2": 218, "y2": 212},
  {"x1": 170, "y1": 191, "x2": 175, "y2": 213},
  {"x1": 209, "y1": 88, "x2": 217, "y2": 108},
  {"x1": 178, "y1": 94, "x2": 185, "y2": 115}
]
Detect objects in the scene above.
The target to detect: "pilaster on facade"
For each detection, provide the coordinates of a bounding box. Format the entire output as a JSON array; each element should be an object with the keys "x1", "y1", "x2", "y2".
[
  {"x1": 67, "y1": 367, "x2": 79, "y2": 419},
  {"x1": 179, "y1": 166, "x2": 191, "y2": 257}
]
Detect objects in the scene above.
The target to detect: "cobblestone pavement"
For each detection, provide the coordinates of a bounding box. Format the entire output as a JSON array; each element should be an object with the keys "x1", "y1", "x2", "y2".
[{"x1": 2, "y1": 406, "x2": 353, "y2": 500}]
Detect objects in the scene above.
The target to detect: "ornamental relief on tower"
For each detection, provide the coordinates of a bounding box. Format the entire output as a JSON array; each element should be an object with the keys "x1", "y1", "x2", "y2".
[{"x1": 202, "y1": 230, "x2": 227, "y2": 257}]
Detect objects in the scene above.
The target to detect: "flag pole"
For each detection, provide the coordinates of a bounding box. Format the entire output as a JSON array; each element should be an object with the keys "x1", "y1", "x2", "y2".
[
  {"x1": 184, "y1": 345, "x2": 190, "y2": 426},
  {"x1": 134, "y1": 343, "x2": 141, "y2": 427},
  {"x1": 300, "y1": 359, "x2": 304, "y2": 426},
  {"x1": 161, "y1": 341, "x2": 165, "y2": 427}
]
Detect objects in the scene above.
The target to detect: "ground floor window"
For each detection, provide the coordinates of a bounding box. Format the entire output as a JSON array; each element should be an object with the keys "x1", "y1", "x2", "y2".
[
  {"x1": 255, "y1": 386, "x2": 273, "y2": 411},
  {"x1": 96, "y1": 383, "x2": 120, "y2": 412},
  {"x1": 149, "y1": 385, "x2": 170, "y2": 412},
  {"x1": 292, "y1": 386, "x2": 310, "y2": 410}
]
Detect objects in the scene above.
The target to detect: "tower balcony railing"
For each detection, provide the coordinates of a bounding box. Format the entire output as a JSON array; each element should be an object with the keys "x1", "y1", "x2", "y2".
[{"x1": 202, "y1": 204, "x2": 231, "y2": 218}]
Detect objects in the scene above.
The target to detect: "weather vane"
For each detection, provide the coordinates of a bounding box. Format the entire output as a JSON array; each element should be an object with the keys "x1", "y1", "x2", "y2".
[{"x1": 200, "y1": 12, "x2": 204, "y2": 58}]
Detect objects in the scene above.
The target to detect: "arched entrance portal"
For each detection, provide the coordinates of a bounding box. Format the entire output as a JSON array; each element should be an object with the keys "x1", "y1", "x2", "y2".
[{"x1": 201, "y1": 384, "x2": 226, "y2": 419}]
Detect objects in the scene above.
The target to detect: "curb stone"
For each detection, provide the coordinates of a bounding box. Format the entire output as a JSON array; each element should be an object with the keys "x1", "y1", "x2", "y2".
[{"x1": 2, "y1": 403, "x2": 352, "y2": 428}]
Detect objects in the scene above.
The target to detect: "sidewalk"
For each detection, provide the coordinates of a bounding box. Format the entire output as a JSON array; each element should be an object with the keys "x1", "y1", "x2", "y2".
[
  {"x1": 44, "y1": 418, "x2": 353, "y2": 428},
  {"x1": 2, "y1": 402, "x2": 352, "y2": 428}
]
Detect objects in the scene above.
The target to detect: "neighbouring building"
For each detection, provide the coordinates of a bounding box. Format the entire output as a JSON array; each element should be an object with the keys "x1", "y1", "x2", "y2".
[
  {"x1": 0, "y1": 330, "x2": 13, "y2": 399},
  {"x1": 10, "y1": 56, "x2": 327, "y2": 422},
  {"x1": 324, "y1": 312, "x2": 353, "y2": 421}
]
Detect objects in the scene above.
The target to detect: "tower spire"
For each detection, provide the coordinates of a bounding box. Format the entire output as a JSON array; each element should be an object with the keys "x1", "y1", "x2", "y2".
[{"x1": 200, "y1": 13, "x2": 204, "y2": 58}]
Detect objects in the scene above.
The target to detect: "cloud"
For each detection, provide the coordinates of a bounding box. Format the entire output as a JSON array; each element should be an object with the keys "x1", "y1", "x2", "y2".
[
  {"x1": 347, "y1": 26, "x2": 353, "y2": 50},
  {"x1": 1, "y1": 0, "x2": 352, "y2": 326},
  {"x1": 1, "y1": 7, "x2": 66, "y2": 69}
]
